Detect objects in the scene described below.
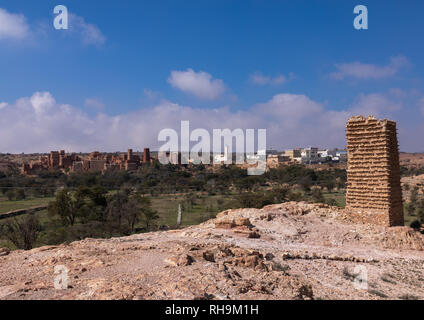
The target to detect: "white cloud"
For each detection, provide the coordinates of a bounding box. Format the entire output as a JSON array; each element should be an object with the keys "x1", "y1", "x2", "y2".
[
  {"x1": 69, "y1": 13, "x2": 106, "y2": 46},
  {"x1": 0, "y1": 91, "x2": 413, "y2": 153},
  {"x1": 0, "y1": 102, "x2": 8, "y2": 110},
  {"x1": 350, "y1": 93, "x2": 402, "y2": 117},
  {"x1": 330, "y1": 56, "x2": 409, "y2": 80},
  {"x1": 0, "y1": 8, "x2": 105, "y2": 46},
  {"x1": 0, "y1": 8, "x2": 29, "y2": 40},
  {"x1": 249, "y1": 73, "x2": 292, "y2": 85},
  {"x1": 30, "y1": 92, "x2": 56, "y2": 114},
  {"x1": 84, "y1": 98, "x2": 105, "y2": 110},
  {"x1": 168, "y1": 69, "x2": 226, "y2": 100}
]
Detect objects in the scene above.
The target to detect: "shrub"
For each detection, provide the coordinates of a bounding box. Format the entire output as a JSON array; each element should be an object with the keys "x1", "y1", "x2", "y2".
[
  {"x1": 325, "y1": 198, "x2": 338, "y2": 206},
  {"x1": 410, "y1": 220, "x2": 421, "y2": 230},
  {"x1": 0, "y1": 214, "x2": 41, "y2": 250},
  {"x1": 311, "y1": 188, "x2": 325, "y2": 203}
]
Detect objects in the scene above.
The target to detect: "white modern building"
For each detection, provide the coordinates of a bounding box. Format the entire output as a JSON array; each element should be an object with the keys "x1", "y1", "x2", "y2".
[
  {"x1": 214, "y1": 145, "x2": 229, "y2": 163},
  {"x1": 300, "y1": 147, "x2": 319, "y2": 164}
]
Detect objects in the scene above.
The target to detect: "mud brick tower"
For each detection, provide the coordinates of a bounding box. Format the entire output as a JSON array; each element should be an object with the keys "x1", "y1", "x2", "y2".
[
  {"x1": 346, "y1": 116, "x2": 404, "y2": 226},
  {"x1": 143, "y1": 148, "x2": 151, "y2": 163}
]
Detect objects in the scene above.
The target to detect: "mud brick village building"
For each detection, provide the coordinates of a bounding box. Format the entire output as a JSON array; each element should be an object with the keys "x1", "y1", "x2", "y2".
[{"x1": 21, "y1": 148, "x2": 152, "y2": 175}]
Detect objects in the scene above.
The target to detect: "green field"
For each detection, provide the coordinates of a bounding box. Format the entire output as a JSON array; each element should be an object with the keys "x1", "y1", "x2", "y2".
[
  {"x1": 322, "y1": 190, "x2": 346, "y2": 208},
  {"x1": 0, "y1": 197, "x2": 54, "y2": 214},
  {"x1": 0, "y1": 193, "x2": 234, "y2": 226},
  {"x1": 150, "y1": 193, "x2": 237, "y2": 227}
]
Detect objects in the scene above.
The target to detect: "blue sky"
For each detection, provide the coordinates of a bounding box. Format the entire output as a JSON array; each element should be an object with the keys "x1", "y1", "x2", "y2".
[{"x1": 1, "y1": 0, "x2": 424, "y2": 152}]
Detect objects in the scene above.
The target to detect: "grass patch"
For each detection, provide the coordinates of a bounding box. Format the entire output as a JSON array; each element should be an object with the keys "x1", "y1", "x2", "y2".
[
  {"x1": 0, "y1": 197, "x2": 53, "y2": 214},
  {"x1": 322, "y1": 190, "x2": 346, "y2": 208},
  {"x1": 149, "y1": 194, "x2": 238, "y2": 227}
]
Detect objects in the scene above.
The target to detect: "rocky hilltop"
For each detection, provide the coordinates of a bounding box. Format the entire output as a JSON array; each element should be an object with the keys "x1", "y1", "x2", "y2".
[{"x1": 1, "y1": 202, "x2": 424, "y2": 300}]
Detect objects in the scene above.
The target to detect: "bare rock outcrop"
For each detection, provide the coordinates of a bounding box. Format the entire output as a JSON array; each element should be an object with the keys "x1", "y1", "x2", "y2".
[{"x1": 1, "y1": 202, "x2": 424, "y2": 300}]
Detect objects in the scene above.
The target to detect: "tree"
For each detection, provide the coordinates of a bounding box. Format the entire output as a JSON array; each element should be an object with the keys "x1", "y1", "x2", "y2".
[
  {"x1": 236, "y1": 193, "x2": 261, "y2": 208},
  {"x1": 74, "y1": 185, "x2": 108, "y2": 222},
  {"x1": 272, "y1": 187, "x2": 289, "y2": 203},
  {"x1": 48, "y1": 189, "x2": 80, "y2": 226},
  {"x1": 236, "y1": 192, "x2": 274, "y2": 209},
  {"x1": 0, "y1": 214, "x2": 41, "y2": 250},
  {"x1": 336, "y1": 180, "x2": 345, "y2": 190},
  {"x1": 89, "y1": 186, "x2": 108, "y2": 208},
  {"x1": 123, "y1": 195, "x2": 143, "y2": 232},
  {"x1": 0, "y1": 181, "x2": 12, "y2": 195},
  {"x1": 111, "y1": 193, "x2": 159, "y2": 233},
  {"x1": 311, "y1": 188, "x2": 325, "y2": 203},
  {"x1": 141, "y1": 206, "x2": 159, "y2": 231},
  {"x1": 123, "y1": 195, "x2": 159, "y2": 232},
  {"x1": 299, "y1": 176, "x2": 312, "y2": 192},
  {"x1": 405, "y1": 202, "x2": 416, "y2": 216},
  {"x1": 5, "y1": 190, "x2": 15, "y2": 201},
  {"x1": 417, "y1": 200, "x2": 424, "y2": 224},
  {"x1": 15, "y1": 189, "x2": 26, "y2": 200},
  {"x1": 105, "y1": 191, "x2": 129, "y2": 232},
  {"x1": 410, "y1": 220, "x2": 421, "y2": 230},
  {"x1": 326, "y1": 198, "x2": 338, "y2": 206},
  {"x1": 325, "y1": 181, "x2": 335, "y2": 193}
]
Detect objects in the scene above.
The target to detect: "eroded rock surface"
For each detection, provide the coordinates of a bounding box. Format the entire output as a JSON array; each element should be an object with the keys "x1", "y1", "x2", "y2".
[{"x1": 1, "y1": 201, "x2": 424, "y2": 300}]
